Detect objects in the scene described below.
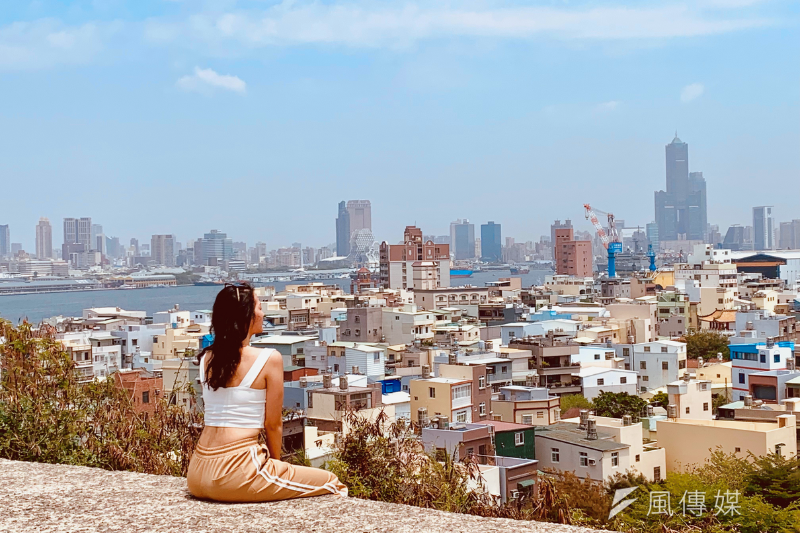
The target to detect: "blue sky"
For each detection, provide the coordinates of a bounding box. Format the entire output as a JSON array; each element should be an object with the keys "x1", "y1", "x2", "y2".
[{"x1": 1, "y1": 0, "x2": 798, "y2": 250}]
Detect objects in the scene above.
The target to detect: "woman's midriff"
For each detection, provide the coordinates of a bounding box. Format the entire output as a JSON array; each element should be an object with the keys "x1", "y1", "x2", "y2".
[{"x1": 198, "y1": 426, "x2": 262, "y2": 448}]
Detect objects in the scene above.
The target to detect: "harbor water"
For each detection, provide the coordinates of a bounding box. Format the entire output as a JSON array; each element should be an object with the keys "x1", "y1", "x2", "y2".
[{"x1": 0, "y1": 269, "x2": 550, "y2": 324}]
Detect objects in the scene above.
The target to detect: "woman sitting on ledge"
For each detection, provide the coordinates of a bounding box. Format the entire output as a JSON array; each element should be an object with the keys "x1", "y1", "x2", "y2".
[{"x1": 187, "y1": 282, "x2": 347, "y2": 502}]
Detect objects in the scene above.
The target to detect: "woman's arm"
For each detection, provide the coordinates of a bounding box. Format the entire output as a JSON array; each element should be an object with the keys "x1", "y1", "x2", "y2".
[{"x1": 264, "y1": 350, "x2": 284, "y2": 460}]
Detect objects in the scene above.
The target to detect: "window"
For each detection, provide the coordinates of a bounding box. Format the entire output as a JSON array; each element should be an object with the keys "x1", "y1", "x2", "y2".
[
  {"x1": 611, "y1": 452, "x2": 619, "y2": 467},
  {"x1": 452, "y1": 384, "x2": 471, "y2": 401},
  {"x1": 662, "y1": 361, "x2": 669, "y2": 370},
  {"x1": 774, "y1": 354, "x2": 780, "y2": 363},
  {"x1": 640, "y1": 361, "x2": 647, "y2": 370},
  {"x1": 760, "y1": 354, "x2": 766, "y2": 364},
  {"x1": 551, "y1": 448, "x2": 560, "y2": 463},
  {"x1": 661, "y1": 346, "x2": 668, "y2": 353},
  {"x1": 142, "y1": 391, "x2": 149, "y2": 404},
  {"x1": 429, "y1": 387, "x2": 436, "y2": 398},
  {"x1": 374, "y1": 352, "x2": 380, "y2": 363},
  {"x1": 685, "y1": 407, "x2": 690, "y2": 414},
  {"x1": 625, "y1": 363, "x2": 631, "y2": 370},
  {"x1": 623, "y1": 348, "x2": 630, "y2": 357},
  {"x1": 579, "y1": 452, "x2": 588, "y2": 467},
  {"x1": 679, "y1": 360, "x2": 686, "y2": 369},
  {"x1": 735, "y1": 447, "x2": 741, "y2": 453},
  {"x1": 703, "y1": 402, "x2": 709, "y2": 411},
  {"x1": 479, "y1": 445, "x2": 486, "y2": 456},
  {"x1": 654, "y1": 467, "x2": 661, "y2": 482},
  {"x1": 635, "y1": 454, "x2": 640, "y2": 462},
  {"x1": 479, "y1": 402, "x2": 486, "y2": 416},
  {"x1": 642, "y1": 376, "x2": 649, "y2": 382},
  {"x1": 311, "y1": 356, "x2": 317, "y2": 361},
  {"x1": 739, "y1": 373, "x2": 745, "y2": 384},
  {"x1": 501, "y1": 365, "x2": 508, "y2": 374},
  {"x1": 478, "y1": 375, "x2": 486, "y2": 389},
  {"x1": 594, "y1": 354, "x2": 600, "y2": 360},
  {"x1": 132, "y1": 339, "x2": 138, "y2": 346},
  {"x1": 522, "y1": 414, "x2": 533, "y2": 424},
  {"x1": 597, "y1": 378, "x2": 605, "y2": 386},
  {"x1": 334, "y1": 364, "x2": 339, "y2": 372},
  {"x1": 536, "y1": 411, "x2": 543, "y2": 419},
  {"x1": 466, "y1": 447, "x2": 474, "y2": 457},
  {"x1": 456, "y1": 411, "x2": 467, "y2": 423},
  {"x1": 307, "y1": 391, "x2": 313, "y2": 408},
  {"x1": 515, "y1": 432, "x2": 525, "y2": 446},
  {"x1": 620, "y1": 377, "x2": 627, "y2": 384},
  {"x1": 644, "y1": 346, "x2": 651, "y2": 353},
  {"x1": 641, "y1": 386, "x2": 647, "y2": 393}
]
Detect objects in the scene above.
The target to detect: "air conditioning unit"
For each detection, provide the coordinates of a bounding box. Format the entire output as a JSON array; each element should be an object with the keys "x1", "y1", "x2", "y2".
[
  {"x1": 510, "y1": 490, "x2": 520, "y2": 499},
  {"x1": 588, "y1": 459, "x2": 597, "y2": 465}
]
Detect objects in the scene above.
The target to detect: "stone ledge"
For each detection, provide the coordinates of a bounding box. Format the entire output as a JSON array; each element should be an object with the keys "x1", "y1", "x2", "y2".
[{"x1": 0, "y1": 459, "x2": 612, "y2": 533}]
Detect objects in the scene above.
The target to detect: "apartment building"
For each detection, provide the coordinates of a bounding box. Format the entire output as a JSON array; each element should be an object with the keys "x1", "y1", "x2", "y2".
[
  {"x1": 574, "y1": 367, "x2": 639, "y2": 400},
  {"x1": 411, "y1": 375, "x2": 475, "y2": 424},
  {"x1": 58, "y1": 331, "x2": 123, "y2": 382},
  {"x1": 730, "y1": 340, "x2": 795, "y2": 401},
  {"x1": 543, "y1": 415, "x2": 666, "y2": 482},
  {"x1": 438, "y1": 362, "x2": 492, "y2": 424},
  {"x1": 667, "y1": 376, "x2": 713, "y2": 420},
  {"x1": 112, "y1": 323, "x2": 167, "y2": 367},
  {"x1": 509, "y1": 335, "x2": 582, "y2": 395},
  {"x1": 492, "y1": 385, "x2": 561, "y2": 425},
  {"x1": 379, "y1": 226, "x2": 450, "y2": 290},
  {"x1": 381, "y1": 306, "x2": 436, "y2": 345},
  {"x1": 338, "y1": 305, "x2": 383, "y2": 343},
  {"x1": 658, "y1": 415, "x2": 797, "y2": 473},
  {"x1": 615, "y1": 340, "x2": 688, "y2": 393}
]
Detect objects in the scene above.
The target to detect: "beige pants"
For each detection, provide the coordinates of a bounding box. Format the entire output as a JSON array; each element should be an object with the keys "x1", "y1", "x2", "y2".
[{"x1": 187, "y1": 437, "x2": 348, "y2": 502}]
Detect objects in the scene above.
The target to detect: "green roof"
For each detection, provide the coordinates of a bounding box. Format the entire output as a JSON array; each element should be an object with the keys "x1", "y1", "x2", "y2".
[
  {"x1": 284, "y1": 365, "x2": 304, "y2": 371},
  {"x1": 518, "y1": 479, "x2": 536, "y2": 488}
]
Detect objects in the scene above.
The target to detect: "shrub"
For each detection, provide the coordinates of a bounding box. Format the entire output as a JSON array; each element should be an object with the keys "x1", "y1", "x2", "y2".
[{"x1": 0, "y1": 320, "x2": 202, "y2": 476}]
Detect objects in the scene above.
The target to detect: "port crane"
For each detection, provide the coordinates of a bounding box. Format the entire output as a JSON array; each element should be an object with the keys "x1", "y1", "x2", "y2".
[{"x1": 584, "y1": 204, "x2": 623, "y2": 278}]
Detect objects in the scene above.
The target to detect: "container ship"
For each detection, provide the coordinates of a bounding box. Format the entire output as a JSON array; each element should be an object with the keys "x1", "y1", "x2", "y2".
[
  {"x1": 509, "y1": 266, "x2": 530, "y2": 275},
  {"x1": 450, "y1": 269, "x2": 474, "y2": 278}
]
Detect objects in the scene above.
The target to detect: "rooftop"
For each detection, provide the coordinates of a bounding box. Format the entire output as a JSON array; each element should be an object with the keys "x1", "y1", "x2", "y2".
[
  {"x1": 536, "y1": 423, "x2": 629, "y2": 452},
  {"x1": 252, "y1": 335, "x2": 316, "y2": 345},
  {"x1": 0, "y1": 459, "x2": 603, "y2": 533}
]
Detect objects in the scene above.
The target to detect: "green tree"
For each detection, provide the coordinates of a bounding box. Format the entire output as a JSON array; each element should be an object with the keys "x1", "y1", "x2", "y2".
[
  {"x1": 592, "y1": 391, "x2": 647, "y2": 419},
  {"x1": 650, "y1": 392, "x2": 669, "y2": 408},
  {"x1": 559, "y1": 394, "x2": 594, "y2": 413},
  {"x1": 684, "y1": 331, "x2": 730, "y2": 360},
  {"x1": 743, "y1": 453, "x2": 800, "y2": 508}
]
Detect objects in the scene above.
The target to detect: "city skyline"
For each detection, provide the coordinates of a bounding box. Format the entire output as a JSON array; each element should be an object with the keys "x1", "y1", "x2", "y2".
[{"x1": 1, "y1": 2, "x2": 798, "y2": 249}]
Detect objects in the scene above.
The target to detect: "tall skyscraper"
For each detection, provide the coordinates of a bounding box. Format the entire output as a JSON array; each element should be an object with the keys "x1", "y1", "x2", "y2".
[
  {"x1": 36, "y1": 218, "x2": 53, "y2": 259},
  {"x1": 778, "y1": 220, "x2": 800, "y2": 250},
  {"x1": 130, "y1": 238, "x2": 139, "y2": 256},
  {"x1": 336, "y1": 201, "x2": 351, "y2": 257},
  {"x1": 346, "y1": 200, "x2": 372, "y2": 234},
  {"x1": 0, "y1": 224, "x2": 9, "y2": 258},
  {"x1": 480, "y1": 221, "x2": 502, "y2": 262},
  {"x1": 753, "y1": 206, "x2": 775, "y2": 251},
  {"x1": 63, "y1": 217, "x2": 92, "y2": 259},
  {"x1": 91, "y1": 224, "x2": 103, "y2": 251},
  {"x1": 449, "y1": 219, "x2": 475, "y2": 260},
  {"x1": 151, "y1": 235, "x2": 176, "y2": 267},
  {"x1": 201, "y1": 230, "x2": 233, "y2": 265},
  {"x1": 654, "y1": 134, "x2": 707, "y2": 242}
]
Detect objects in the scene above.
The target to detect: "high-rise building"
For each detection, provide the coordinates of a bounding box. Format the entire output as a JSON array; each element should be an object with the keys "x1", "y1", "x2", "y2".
[
  {"x1": 778, "y1": 220, "x2": 800, "y2": 250},
  {"x1": 36, "y1": 218, "x2": 53, "y2": 259},
  {"x1": 346, "y1": 200, "x2": 372, "y2": 234},
  {"x1": 0, "y1": 224, "x2": 9, "y2": 258},
  {"x1": 130, "y1": 238, "x2": 139, "y2": 256},
  {"x1": 553, "y1": 226, "x2": 592, "y2": 277},
  {"x1": 62, "y1": 217, "x2": 91, "y2": 259},
  {"x1": 201, "y1": 230, "x2": 233, "y2": 266},
  {"x1": 480, "y1": 222, "x2": 502, "y2": 262},
  {"x1": 379, "y1": 225, "x2": 450, "y2": 289},
  {"x1": 449, "y1": 219, "x2": 475, "y2": 260},
  {"x1": 336, "y1": 201, "x2": 351, "y2": 257},
  {"x1": 551, "y1": 220, "x2": 573, "y2": 266},
  {"x1": 646, "y1": 222, "x2": 659, "y2": 251},
  {"x1": 753, "y1": 206, "x2": 775, "y2": 251},
  {"x1": 91, "y1": 224, "x2": 103, "y2": 251},
  {"x1": 151, "y1": 235, "x2": 176, "y2": 267},
  {"x1": 654, "y1": 135, "x2": 707, "y2": 241}
]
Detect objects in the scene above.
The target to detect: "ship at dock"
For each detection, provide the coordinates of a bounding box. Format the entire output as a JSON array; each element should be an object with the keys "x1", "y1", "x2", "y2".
[
  {"x1": 450, "y1": 269, "x2": 474, "y2": 278},
  {"x1": 509, "y1": 266, "x2": 530, "y2": 275}
]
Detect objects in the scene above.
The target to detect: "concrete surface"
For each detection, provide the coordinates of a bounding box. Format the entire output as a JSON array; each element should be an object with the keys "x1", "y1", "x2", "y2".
[{"x1": 1, "y1": 459, "x2": 612, "y2": 532}]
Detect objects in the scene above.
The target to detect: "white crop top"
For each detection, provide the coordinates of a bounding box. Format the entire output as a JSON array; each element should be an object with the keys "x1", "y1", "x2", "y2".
[{"x1": 201, "y1": 349, "x2": 276, "y2": 429}]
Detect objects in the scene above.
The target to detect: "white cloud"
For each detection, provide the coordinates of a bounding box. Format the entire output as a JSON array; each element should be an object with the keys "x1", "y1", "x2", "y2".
[
  {"x1": 143, "y1": 1, "x2": 774, "y2": 50},
  {"x1": 681, "y1": 83, "x2": 705, "y2": 102},
  {"x1": 0, "y1": 19, "x2": 117, "y2": 70},
  {"x1": 596, "y1": 100, "x2": 621, "y2": 112},
  {"x1": 176, "y1": 66, "x2": 247, "y2": 94}
]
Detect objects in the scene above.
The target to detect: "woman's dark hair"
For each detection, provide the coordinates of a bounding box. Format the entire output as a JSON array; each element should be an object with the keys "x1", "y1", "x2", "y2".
[{"x1": 196, "y1": 282, "x2": 257, "y2": 390}]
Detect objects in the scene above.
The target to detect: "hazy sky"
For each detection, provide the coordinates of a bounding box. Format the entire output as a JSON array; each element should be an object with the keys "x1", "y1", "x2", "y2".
[{"x1": 1, "y1": 0, "x2": 798, "y2": 251}]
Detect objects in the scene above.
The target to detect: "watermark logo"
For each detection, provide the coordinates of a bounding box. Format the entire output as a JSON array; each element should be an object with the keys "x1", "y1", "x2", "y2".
[
  {"x1": 609, "y1": 486, "x2": 639, "y2": 519},
  {"x1": 609, "y1": 488, "x2": 741, "y2": 520}
]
